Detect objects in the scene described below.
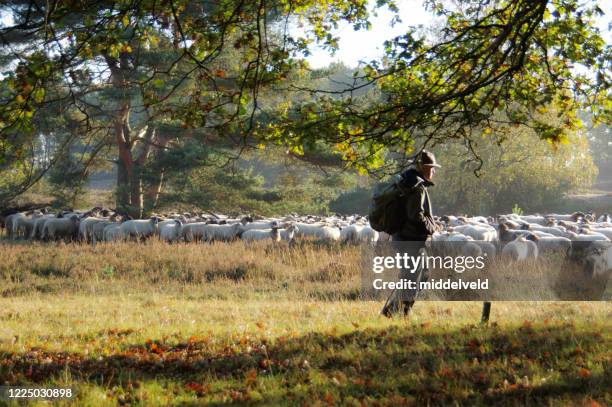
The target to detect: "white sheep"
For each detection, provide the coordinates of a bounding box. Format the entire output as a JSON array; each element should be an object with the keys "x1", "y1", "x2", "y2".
[
  {"x1": 91, "y1": 219, "x2": 121, "y2": 244},
  {"x1": 279, "y1": 224, "x2": 299, "y2": 242},
  {"x1": 501, "y1": 236, "x2": 538, "y2": 261},
  {"x1": 341, "y1": 224, "x2": 380, "y2": 243},
  {"x1": 204, "y1": 223, "x2": 244, "y2": 242},
  {"x1": 465, "y1": 216, "x2": 489, "y2": 224},
  {"x1": 451, "y1": 224, "x2": 497, "y2": 241},
  {"x1": 12, "y1": 212, "x2": 43, "y2": 239},
  {"x1": 4, "y1": 213, "x2": 25, "y2": 239},
  {"x1": 430, "y1": 231, "x2": 474, "y2": 257},
  {"x1": 79, "y1": 217, "x2": 109, "y2": 242},
  {"x1": 241, "y1": 227, "x2": 281, "y2": 242},
  {"x1": 515, "y1": 215, "x2": 547, "y2": 225},
  {"x1": 103, "y1": 223, "x2": 125, "y2": 242},
  {"x1": 340, "y1": 224, "x2": 364, "y2": 243},
  {"x1": 530, "y1": 230, "x2": 556, "y2": 239},
  {"x1": 42, "y1": 216, "x2": 80, "y2": 241},
  {"x1": 431, "y1": 231, "x2": 472, "y2": 242},
  {"x1": 524, "y1": 224, "x2": 567, "y2": 237},
  {"x1": 440, "y1": 215, "x2": 465, "y2": 227},
  {"x1": 159, "y1": 219, "x2": 183, "y2": 242},
  {"x1": 241, "y1": 221, "x2": 276, "y2": 231},
  {"x1": 120, "y1": 218, "x2": 160, "y2": 240},
  {"x1": 30, "y1": 214, "x2": 55, "y2": 240},
  {"x1": 360, "y1": 226, "x2": 380, "y2": 242},
  {"x1": 181, "y1": 222, "x2": 208, "y2": 242},
  {"x1": 293, "y1": 223, "x2": 341, "y2": 241}
]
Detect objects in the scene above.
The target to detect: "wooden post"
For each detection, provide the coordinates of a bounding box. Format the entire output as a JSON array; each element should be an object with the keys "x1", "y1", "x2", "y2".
[{"x1": 481, "y1": 302, "x2": 491, "y2": 324}]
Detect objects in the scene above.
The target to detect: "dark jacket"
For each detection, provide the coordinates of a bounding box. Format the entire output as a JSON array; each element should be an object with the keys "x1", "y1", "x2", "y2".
[{"x1": 393, "y1": 167, "x2": 437, "y2": 241}]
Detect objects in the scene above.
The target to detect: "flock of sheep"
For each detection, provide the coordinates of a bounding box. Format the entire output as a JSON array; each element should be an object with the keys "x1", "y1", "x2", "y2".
[
  {"x1": 1, "y1": 208, "x2": 611, "y2": 276},
  {"x1": 435, "y1": 212, "x2": 612, "y2": 256},
  {"x1": 431, "y1": 213, "x2": 612, "y2": 277},
  {"x1": 0, "y1": 208, "x2": 378, "y2": 244}
]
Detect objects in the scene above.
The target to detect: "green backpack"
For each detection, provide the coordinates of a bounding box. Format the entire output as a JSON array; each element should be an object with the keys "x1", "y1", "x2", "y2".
[{"x1": 368, "y1": 175, "x2": 411, "y2": 234}]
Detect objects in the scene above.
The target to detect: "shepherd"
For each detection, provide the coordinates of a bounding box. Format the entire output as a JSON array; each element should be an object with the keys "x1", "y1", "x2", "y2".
[{"x1": 380, "y1": 150, "x2": 441, "y2": 317}]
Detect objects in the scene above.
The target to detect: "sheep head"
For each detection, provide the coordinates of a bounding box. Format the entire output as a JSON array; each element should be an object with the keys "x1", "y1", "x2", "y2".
[
  {"x1": 232, "y1": 223, "x2": 245, "y2": 237},
  {"x1": 545, "y1": 217, "x2": 556, "y2": 226},
  {"x1": 567, "y1": 241, "x2": 612, "y2": 278}
]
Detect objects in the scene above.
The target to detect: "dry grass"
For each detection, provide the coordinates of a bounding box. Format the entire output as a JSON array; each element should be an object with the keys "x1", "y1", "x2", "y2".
[
  {"x1": 0, "y1": 239, "x2": 610, "y2": 405},
  {"x1": 0, "y1": 239, "x2": 363, "y2": 300}
]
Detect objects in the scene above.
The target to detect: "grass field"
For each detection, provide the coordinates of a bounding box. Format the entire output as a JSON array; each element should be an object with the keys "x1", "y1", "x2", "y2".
[{"x1": 0, "y1": 240, "x2": 610, "y2": 406}]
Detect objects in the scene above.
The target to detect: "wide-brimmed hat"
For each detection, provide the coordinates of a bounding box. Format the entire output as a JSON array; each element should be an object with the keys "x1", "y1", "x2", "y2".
[{"x1": 415, "y1": 150, "x2": 441, "y2": 168}]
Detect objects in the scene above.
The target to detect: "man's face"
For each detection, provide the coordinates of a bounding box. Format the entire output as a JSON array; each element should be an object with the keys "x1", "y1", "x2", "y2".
[{"x1": 421, "y1": 166, "x2": 436, "y2": 181}]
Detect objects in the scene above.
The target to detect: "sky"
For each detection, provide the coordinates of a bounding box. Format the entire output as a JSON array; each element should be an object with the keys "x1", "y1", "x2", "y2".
[
  {"x1": 304, "y1": 0, "x2": 434, "y2": 69},
  {"x1": 304, "y1": 0, "x2": 612, "y2": 69}
]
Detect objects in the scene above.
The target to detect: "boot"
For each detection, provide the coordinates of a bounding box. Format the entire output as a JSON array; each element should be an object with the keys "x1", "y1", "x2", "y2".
[
  {"x1": 381, "y1": 304, "x2": 393, "y2": 318},
  {"x1": 381, "y1": 295, "x2": 401, "y2": 318},
  {"x1": 402, "y1": 301, "x2": 415, "y2": 317}
]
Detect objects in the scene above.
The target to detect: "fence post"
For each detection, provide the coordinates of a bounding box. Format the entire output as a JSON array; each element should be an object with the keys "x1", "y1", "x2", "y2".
[{"x1": 481, "y1": 302, "x2": 491, "y2": 324}]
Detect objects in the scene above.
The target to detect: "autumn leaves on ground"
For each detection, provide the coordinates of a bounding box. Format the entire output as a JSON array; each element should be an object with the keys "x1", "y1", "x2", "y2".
[{"x1": 0, "y1": 240, "x2": 610, "y2": 406}]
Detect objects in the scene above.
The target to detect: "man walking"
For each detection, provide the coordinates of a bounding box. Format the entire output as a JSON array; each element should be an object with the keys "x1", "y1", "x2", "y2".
[{"x1": 381, "y1": 150, "x2": 440, "y2": 317}]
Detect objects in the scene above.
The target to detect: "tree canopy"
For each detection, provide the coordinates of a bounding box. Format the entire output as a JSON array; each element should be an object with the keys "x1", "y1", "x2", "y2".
[
  {"x1": 270, "y1": 0, "x2": 610, "y2": 174},
  {"x1": 0, "y1": 0, "x2": 385, "y2": 213},
  {"x1": 0, "y1": 0, "x2": 610, "y2": 213}
]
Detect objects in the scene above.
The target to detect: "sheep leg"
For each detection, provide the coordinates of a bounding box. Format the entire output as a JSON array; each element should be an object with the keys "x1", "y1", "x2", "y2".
[{"x1": 481, "y1": 302, "x2": 491, "y2": 324}]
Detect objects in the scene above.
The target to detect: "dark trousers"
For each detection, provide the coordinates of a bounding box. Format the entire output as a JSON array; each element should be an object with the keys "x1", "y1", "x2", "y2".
[{"x1": 381, "y1": 235, "x2": 428, "y2": 316}]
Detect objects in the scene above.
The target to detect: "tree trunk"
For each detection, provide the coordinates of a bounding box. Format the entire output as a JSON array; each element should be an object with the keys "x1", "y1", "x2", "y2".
[
  {"x1": 130, "y1": 164, "x2": 144, "y2": 218},
  {"x1": 145, "y1": 169, "x2": 164, "y2": 211},
  {"x1": 116, "y1": 159, "x2": 130, "y2": 212},
  {"x1": 141, "y1": 132, "x2": 171, "y2": 213},
  {"x1": 105, "y1": 53, "x2": 145, "y2": 219},
  {"x1": 112, "y1": 103, "x2": 143, "y2": 218}
]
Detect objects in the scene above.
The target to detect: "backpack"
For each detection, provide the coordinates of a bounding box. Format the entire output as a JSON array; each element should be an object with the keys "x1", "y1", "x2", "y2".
[{"x1": 368, "y1": 175, "x2": 412, "y2": 234}]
